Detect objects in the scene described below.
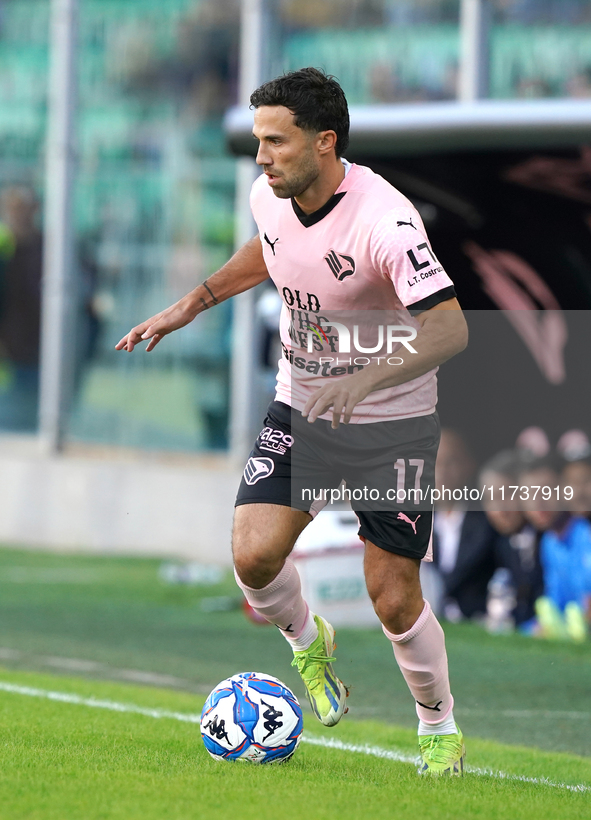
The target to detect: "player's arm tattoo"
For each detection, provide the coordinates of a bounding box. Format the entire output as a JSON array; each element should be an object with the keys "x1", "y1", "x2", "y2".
[
  {"x1": 198, "y1": 279, "x2": 219, "y2": 311},
  {"x1": 202, "y1": 279, "x2": 219, "y2": 306}
]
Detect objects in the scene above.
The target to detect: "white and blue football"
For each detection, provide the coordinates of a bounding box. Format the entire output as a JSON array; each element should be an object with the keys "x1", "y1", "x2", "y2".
[{"x1": 200, "y1": 672, "x2": 303, "y2": 764}]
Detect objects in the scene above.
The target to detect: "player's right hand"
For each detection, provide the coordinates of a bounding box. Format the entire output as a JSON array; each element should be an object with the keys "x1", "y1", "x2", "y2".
[{"x1": 115, "y1": 297, "x2": 197, "y2": 353}]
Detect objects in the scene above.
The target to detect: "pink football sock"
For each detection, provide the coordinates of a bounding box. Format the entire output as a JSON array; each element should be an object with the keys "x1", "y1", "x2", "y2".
[
  {"x1": 234, "y1": 558, "x2": 311, "y2": 640},
  {"x1": 383, "y1": 600, "x2": 454, "y2": 725}
]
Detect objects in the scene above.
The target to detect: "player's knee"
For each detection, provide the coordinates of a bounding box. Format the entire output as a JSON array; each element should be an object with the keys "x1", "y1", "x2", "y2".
[
  {"x1": 232, "y1": 505, "x2": 302, "y2": 588},
  {"x1": 370, "y1": 588, "x2": 418, "y2": 635},
  {"x1": 233, "y1": 553, "x2": 278, "y2": 589},
  {"x1": 232, "y1": 532, "x2": 282, "y2": 589}
]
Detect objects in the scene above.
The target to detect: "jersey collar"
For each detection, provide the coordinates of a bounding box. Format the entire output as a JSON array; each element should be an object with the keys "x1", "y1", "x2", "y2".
[
  {"x1": 291, "y1": 191, "x2": 347, "y2": 227},
  {"x1": 291, "y1": 159, "x2": 355, "y2": 227}
]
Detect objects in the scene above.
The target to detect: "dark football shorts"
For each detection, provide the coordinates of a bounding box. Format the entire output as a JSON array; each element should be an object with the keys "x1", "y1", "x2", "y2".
[{"x1": 235, "y1": 401, "x2": 439, "y2": 560}]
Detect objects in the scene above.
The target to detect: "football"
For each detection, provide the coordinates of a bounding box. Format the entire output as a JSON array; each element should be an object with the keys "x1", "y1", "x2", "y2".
[{"x1": 200, "y1": 672, "x2": 303, "y2": 763}]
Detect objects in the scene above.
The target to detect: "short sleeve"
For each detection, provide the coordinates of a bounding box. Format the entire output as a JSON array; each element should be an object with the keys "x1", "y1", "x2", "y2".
[{"x1": 370, "y1": 207, "x2": 456, "y2": 313}]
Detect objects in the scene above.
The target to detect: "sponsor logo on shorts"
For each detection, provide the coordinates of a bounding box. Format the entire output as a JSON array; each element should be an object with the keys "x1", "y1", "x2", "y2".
[
  {"x1": 259, "y1": 426, "x2": 294, "y2": 456},
  {"x1": 243, "y1": 457, "x2": 275, "y2": 485}
]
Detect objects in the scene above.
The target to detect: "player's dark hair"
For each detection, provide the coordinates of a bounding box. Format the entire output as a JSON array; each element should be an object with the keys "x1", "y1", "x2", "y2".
[{"x1": 250, "y1": 67, "x2": 350, "y2": 157}]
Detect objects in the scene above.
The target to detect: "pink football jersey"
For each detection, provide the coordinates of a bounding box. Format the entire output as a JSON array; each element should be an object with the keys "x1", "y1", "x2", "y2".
[{"x1": 250, "y1": 162, "x2": 456, "y2": 423}]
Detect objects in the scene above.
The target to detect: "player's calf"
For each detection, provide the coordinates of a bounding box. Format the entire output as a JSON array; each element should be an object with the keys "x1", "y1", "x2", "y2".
[{"x1": 233, "y1": 552, "x2": 348, "y2": 728}]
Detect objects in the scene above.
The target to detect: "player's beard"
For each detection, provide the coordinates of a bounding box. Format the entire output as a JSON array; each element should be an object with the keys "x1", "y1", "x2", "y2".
[{"x1": 268, "y1": 153, "x2": 320, "y2": 199}]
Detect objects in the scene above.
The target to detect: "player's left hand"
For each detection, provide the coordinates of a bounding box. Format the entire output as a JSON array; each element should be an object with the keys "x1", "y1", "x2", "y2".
[{"x1": 302, "y1": 374, "x2": 371, "y2": 429}]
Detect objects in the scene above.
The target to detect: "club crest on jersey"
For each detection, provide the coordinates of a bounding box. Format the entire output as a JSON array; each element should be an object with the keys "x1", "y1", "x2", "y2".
[
  {"x1": 324, "y1": 249, "x2": 355, "y2": 281},
  {"x1": 243, "y1": 457, "x2": 275, "y2": 485}
]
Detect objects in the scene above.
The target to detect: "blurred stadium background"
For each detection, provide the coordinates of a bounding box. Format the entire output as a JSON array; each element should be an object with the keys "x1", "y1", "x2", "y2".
[
  {"x1": 0, "y1": 0, "x2": 589, "y2": 559},
  {"x1": 0, "y1": 0, "x2": 589, "y2": 700}
]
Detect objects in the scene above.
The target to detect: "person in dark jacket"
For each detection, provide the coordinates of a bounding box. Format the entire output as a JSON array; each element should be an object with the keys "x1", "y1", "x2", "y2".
[
  {"x1": 0, "y1": 186, "x2": 43, "y2": 431},
  {"x1": 433, "y1": 429, "x2": 501, "y2": 620},
  {"x1": 480, "y1": 449, "x2": 544, "y2": 631}
]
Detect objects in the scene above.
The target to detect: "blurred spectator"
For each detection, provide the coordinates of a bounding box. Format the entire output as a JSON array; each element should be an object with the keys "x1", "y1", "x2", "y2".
[
  {"x1": 369, "y1": 63, "x2": 406, "y2": 104},
  {"x1": 368, "y1": 58, "x2": 457, "y2": 104},
  {"x1": 176, "y1": 0, "x2": 240, "y2": 120},
  {"x1": 434, "y1": 428, "x2": 475, "y2": 512},
  {"x1": 113, "y1": 0, "x2": 241, "y2": 121},
  {"x1": 432, "y1": 429, "x2": 500, "y2": 622},
  {"x1": 562, "y1": 458, "x2": 591, "y2": 521},
  {"x1": 558, "y1": 429, "x2": 591, "y2": 463},
  {"x1": 0, "y1": 186, "x2": 43, "y2": 431},
  {"x1": 557, "y1": 429, "x2": 591, "y2": 520},
  {"x1": 566, "y1": 67, "x2": 591, "y2": 98},
  {"x1": 425, "y1": 421, "x2": 591, "y2": 639},
  {"x1": 440, "y1": 62, "x2": 459, "y2": 101},
  {"x1": 515, "y1": 426, "x2": 550, "y2": 461},
  {"x1": 496, "y1": 0, "x2": 589, "y2": 25},
  {"x1": 518, "y1": 455, "x2": 563, "y2": 534},
  {"x1": 283, "y1": 0, "x2": 392, "y2": 28},
  {"x1": 480, "y1": 449, "x2": 543, "y2": 631},
  {"x1": 519, "y1": 456, "x2": 591, "y2": 641},
  {"x1": 536, "y1": 513, "x2": 591, "y2": 642},
  {"x1": 480, "y1": 449, "x2": 526, "y2": 537},
  {"x1": 256, "y1": 286, "x2": 282, "y2": 371},
  {"x1": 280, "y1": 0, "x2": 351, "y2": 28},
  {"x1": 514, "y1": 77, "x2": 554, "y2": 99},
  {"x1": 384, "y1": 0, "x2": 457, "y2": 25}
]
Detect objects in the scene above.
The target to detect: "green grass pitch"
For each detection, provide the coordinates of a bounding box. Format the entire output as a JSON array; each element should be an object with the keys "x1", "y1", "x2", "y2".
[
  {"x1": 0, "y1": 668, "x2": 590, "y2": 820},
  {"x1": 0, "y1": 547, "x2": 590, "y2": 818}
]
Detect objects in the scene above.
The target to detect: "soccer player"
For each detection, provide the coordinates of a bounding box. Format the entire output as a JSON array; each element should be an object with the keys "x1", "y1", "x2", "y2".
[{"x1": 117, "y1": 68, "x2": 469, "y2": 776}]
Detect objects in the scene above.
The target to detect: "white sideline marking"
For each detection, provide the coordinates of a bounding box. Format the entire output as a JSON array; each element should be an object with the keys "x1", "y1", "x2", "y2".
[
  {"x1": 302, "y1": 735, "x2": 591, "y2": 793},
  {"x1": 4, "y1": 649, "x2": 588, "y2": 724},
  {"x1": 0, "y1": 681, "x2": 202, "y2": 724},
  {"x1": 302, "y1": 734, "x2": 417, "y2": 765},
  {"x1": 0, "y1": 680, "x2": 589, "y2": 794}
]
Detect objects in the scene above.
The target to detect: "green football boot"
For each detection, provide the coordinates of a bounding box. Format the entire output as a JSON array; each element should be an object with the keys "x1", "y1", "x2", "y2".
[
  {"x1": 418, "y1": 726, "x2": 466, "y2": 776},
  {"x1": 291, "y1": 614, "x2": 348, "y2": 727}
]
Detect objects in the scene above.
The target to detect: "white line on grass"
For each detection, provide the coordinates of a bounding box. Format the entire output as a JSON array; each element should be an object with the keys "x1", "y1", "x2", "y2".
[
  {"x1": 302, "y1": 734, "x2": 417, "y2": 765},
  {"x1": 3, "y1": 649, "x2": 590, "y2": 724},
  {"x1": 302, "y1": 735, "x2": 591, "y2": 793},
  {"x1": 0, "y1": 681, "x2": 201, "y2": 724},
  {"x1": 0, "y1": 680, "x2": 589, "y2": 794}
]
